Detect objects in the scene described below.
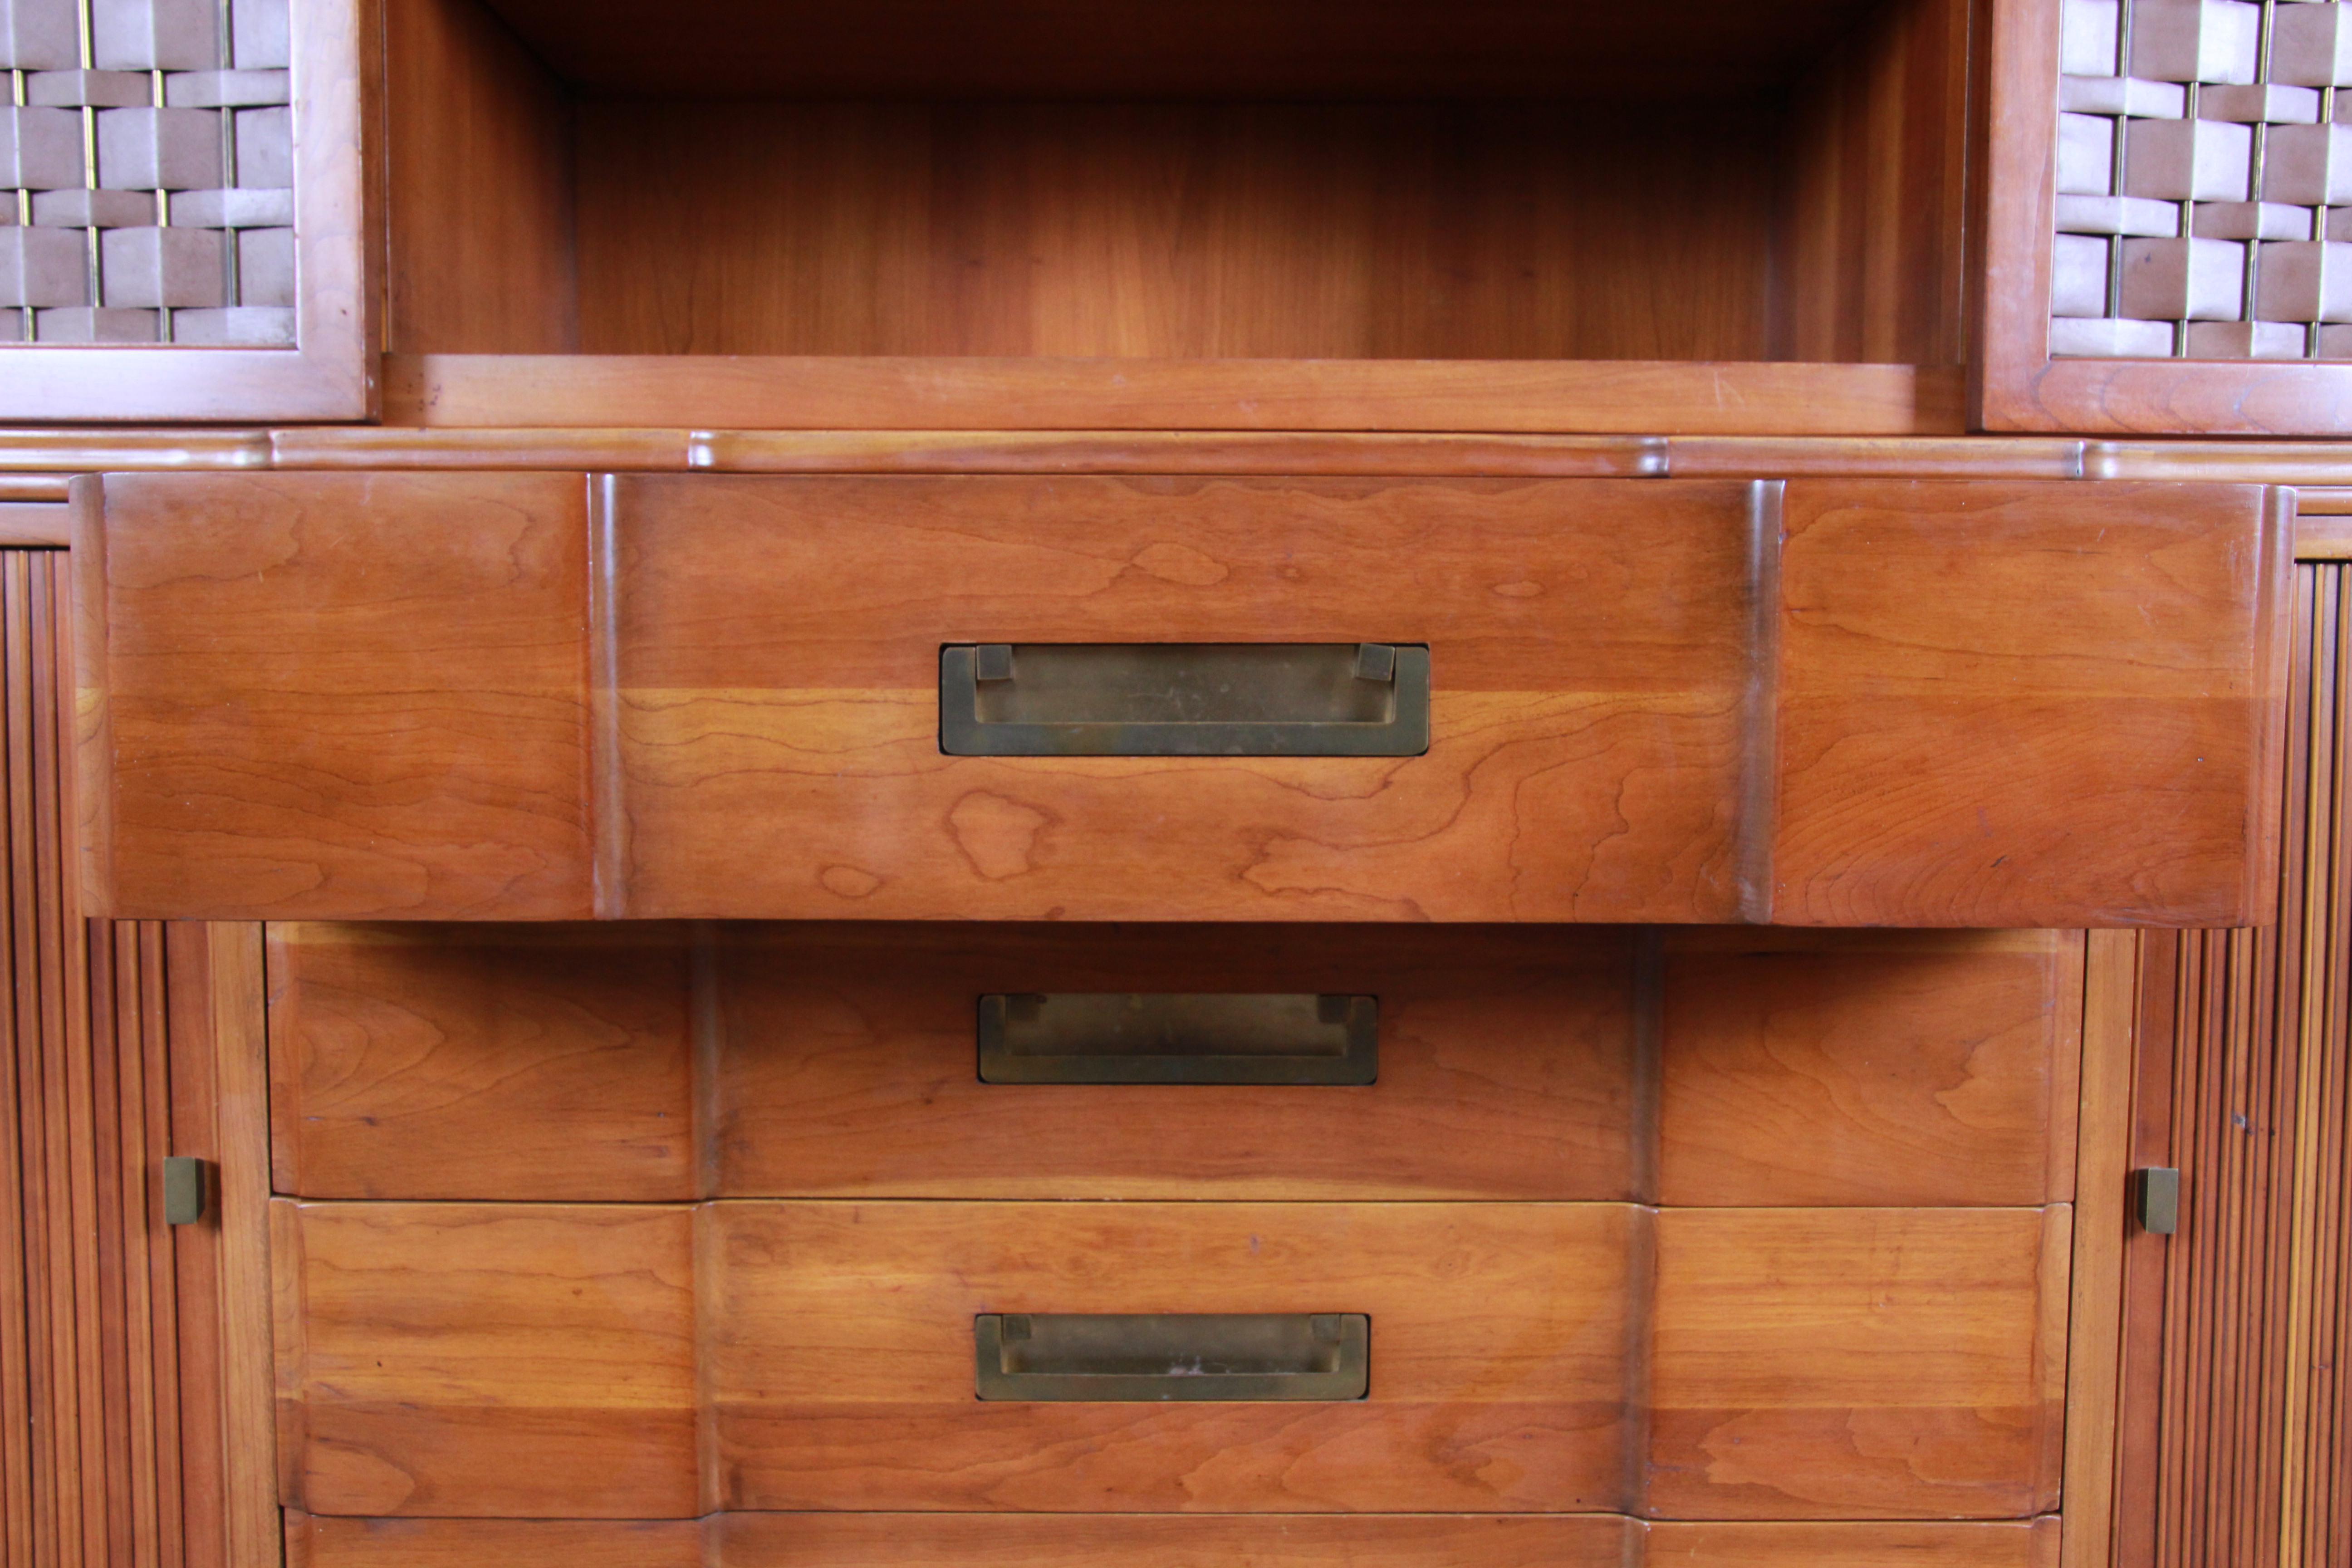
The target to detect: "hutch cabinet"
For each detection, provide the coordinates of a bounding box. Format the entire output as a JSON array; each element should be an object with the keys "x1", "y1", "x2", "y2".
[{"x1": 3, "y1": 1, "x2": 2351, "y2": 1566}]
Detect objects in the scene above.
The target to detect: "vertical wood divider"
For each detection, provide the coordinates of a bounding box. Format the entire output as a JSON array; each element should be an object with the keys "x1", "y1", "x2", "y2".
[
  {"x1": 2049, "y1": 932, "x2": 2087, "y2": 1205},
  {"x1": 1625, "y1": 929, "x2": 1664, "y2": 1519},
  {"x1": 1622, "y1": 1203, "x2": 1658, "y2": 1522},
  {"x1": 692, "y1": 1199, "x2": 722, "y2": 1519},
  {"x1": 588, "y1": 474, "x2": 628, "y2": 919},
  {"x1": 64, "y1": 477, "x2": 111, "y2": 924},
  {"x1": 691, "y1": 923, "x2": 723, "y2": 1204},
  {"x1": 207, "y1": 921, "x2": 276, "y2": 1568},
  {"x1": 2064, "y1": 927, "x2": 2141, "y2": 1568},
  {"x1": 1738, "y1": 480, "x2": 1784, "y2": 923},
  {"x1": 2247, "y1": 490, "x2": 2301, "y2": 924}
]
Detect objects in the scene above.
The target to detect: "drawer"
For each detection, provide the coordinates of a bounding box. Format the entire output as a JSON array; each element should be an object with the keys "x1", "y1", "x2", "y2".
[
  {"x1": 272, "y1": 1199, "x2": 2063, "y2": 1520},
  {"x1": 79, "y1": 471, "x2": 2280, "y2": 926},
  {"x1": 288, "y1": 1513, "x2": 2061, "y2": 1568},
  {"x1": 268, "y1": 924, "x2": 2077, "y2": 1207}
]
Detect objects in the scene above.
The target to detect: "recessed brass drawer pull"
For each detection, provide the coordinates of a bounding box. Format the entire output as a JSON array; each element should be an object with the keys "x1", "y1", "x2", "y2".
[
  {"x1": 975, "y1": 1313, "x2": 1370, "y2": 1402},
  {"x1": 978, "y1": 992, "x2": 1377, "y2": 1085},
  {"x1": 939, "y1": 642, "x2": 1430, "y2": 756}
]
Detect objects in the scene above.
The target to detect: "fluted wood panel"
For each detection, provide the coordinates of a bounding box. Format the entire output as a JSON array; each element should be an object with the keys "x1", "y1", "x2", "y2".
[
  {"x1": 2117, "y1": 561, "x2": 2352, "y2": 1567},
  {"x1": 0, "y1": 549, "x2": 218, "y2": 1568}
]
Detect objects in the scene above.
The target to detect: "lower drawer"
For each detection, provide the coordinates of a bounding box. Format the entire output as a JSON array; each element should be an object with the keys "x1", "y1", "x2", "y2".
[
  {"x1": 274, "y1": 1199, "x2": 2064, "y2": 1519},
  {"x1": 288, "y1": 1514, "x2": 2064, "y2": 1568}
]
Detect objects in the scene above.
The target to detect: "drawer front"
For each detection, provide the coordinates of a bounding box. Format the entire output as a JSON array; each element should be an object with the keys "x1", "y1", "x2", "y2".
[
  {"x1": 274, "y1": 1200, "x2": 2062, "y2": 1520},
  {"x1": 81, "y1": 472, "x2": 2279, "y2": 924},
  {"x1": 287, "y1": 1513, "x2": 2061, "y2": 1568},
  {"x1": 614, "y1": 474, "x2": 1758, "y2": 922},
  {"x1": 269, "y1": 924, "x2": 2077, "y2": 1207}
]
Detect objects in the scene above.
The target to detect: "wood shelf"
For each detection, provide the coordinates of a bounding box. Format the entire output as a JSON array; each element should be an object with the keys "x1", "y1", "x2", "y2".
[{"x1": 382, "y1": 355, "x2": 1966, "y2": 435}]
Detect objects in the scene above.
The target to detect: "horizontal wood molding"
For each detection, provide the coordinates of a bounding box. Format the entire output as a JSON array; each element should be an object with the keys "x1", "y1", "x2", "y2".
[
  {"x1": 10, "y1": 429, "x2": 2352, "y2": 485},
  {"x1": 379, "y1": 356, "x2": 1968, "y2": 436},
  {"x1": 284, "y1": 1513, "x2": 2065, "y2": 1568}
]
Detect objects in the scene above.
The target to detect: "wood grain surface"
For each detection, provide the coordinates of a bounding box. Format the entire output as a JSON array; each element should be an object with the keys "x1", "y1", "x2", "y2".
[
  {"x1": 1646, "y1": 1206, "x2": 2068, "y2": 1519},
  {"x1": 265, "y1": 921, "x2": 2084, "y2": 1208},
  {"x1": 573, "y1": 103, "x2": 1777, "y2": 364},
  {"x1": 711, "y1": 924, "x2": 1640, "y2": 1201},
  {"x1": 615, "y1": 475, "x2": 1759, "y2": 922},
  {"x1": 1658, "y1": 930, "x2": 2079, "y2": 1206},
  {"x1": 285, "y1": 1512, "x2": 2064, "y2": 1567},
  {"x1": 708, "y1": 1200, "x2": 1635, "y2": 1513},
  {"x1": 271, "y1": 1197, "x2": 2073, "y2": 1522},
  {"x1": 474, "y1": 0, "x2": 1897, "y2": 98},
  {"x1": 78, "y1": 471, "x2": 2279, "y2": 924},
  {"x1": 267, "y1": 924, "x2": 695, "y2": 1201},
  {"x1": 384, "y1": 0, "x2": 579, "y2": 356},
  {"x1": 76, "y1": 473, "x2": 597, "y2": 921},
  {"x1": 1771, "y1": 480, "x2": 2287, "y2": 926},
  {"x1": 1776, "y1": 0, "x2": 1972, "y2": 368},
  {"x1": 378, "y1": 355, "x2": 1964, "y2": 436},
  {"x1": 274, "y1": 1202, "x2": 698, "y2": 1518}
]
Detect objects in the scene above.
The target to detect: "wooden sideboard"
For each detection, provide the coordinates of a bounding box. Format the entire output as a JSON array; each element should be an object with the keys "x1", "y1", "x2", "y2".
[{"x1": 7, "y1": 0, "x2": 2352, "y2": 1564}]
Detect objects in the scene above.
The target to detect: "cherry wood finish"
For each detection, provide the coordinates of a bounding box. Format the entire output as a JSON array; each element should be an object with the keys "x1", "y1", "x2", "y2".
[
  {"x1": 1770, "y1": 480, "x2": 2289, "y2": 926},
  {"x1": 1647, "y1": 1205, "x2": 2069, "y2": 1520},
  {"x1": 1658, "y1": 930, "x2": 2080, "y2": 1208},
  {"x1": 29, "y1": 426, "x2": 2352, "y2": 483},
  {"x1": 710, "y1": 1200, "x2": 1632, "y2": 1514},
  {"x1": 271, "y1": 1202, "x2": 699, "y2": 1519},
  {"x1": 382, "y1": 355, "x2": 1966, "y2": 436},
  {"x1": 270, "y1": 1197, "x2": 2068, "y2": 1520},
  {"x1": 73, "y1": 472, "x2": 598, "y2": 922},
  {"x1": 266, "y1": 922, "x2": 2083, "y2": 1208},
  {"x1": 376, "y1": 0, "x2": 1978, "y2": 432},
  {"x1": 0, "y1": 509, "x2": 69, "y2": 549},
  {"x1": 471, "y1": 0, "x2": 1895, "y2": 99},
  {"x1": 573, "y1": 103, "x2": 1778, "y2": 363},
  {"x1": 74, "y1": 472, "x2": 2284, "y2": 926},
  {"x1": 265, "y1": 925, "x2": 696, "y2": 1202},
  {"x1": 384, "y1": 0, "x2": 578, "y2": 356},
  {"x1": 2102, "y1": 566, "x2": 2352, "y2": 1568},
  {"x1": 1776, "y1": 0, "x2": 1975, "y2": 369},
  {"x1": 284, "y1": 1512, "x2": 2064, "y2": 1568},
  {"x1": 614, "y1": 475, "x2": 1758, "y2": 923},
  {"x1": 0, "y1": 0, "x2": 376, "y2": 423}
]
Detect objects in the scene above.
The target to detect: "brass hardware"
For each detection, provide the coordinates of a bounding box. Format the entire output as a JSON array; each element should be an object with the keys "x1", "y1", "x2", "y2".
[
  {"x1": 939, "y1": 643, "x2": 1431, "y2": 757},
  {"x1": 2136, "y1": 1166, "x2": 2181, "y2": 1235},
  {"x1": 162, "y1": 1156, "x2": 209, "y2": 1225},
  {"x1": 979, "y1": 992, "x2": 1377, "y2": 1085},
  {"x1": 975, "y1": 1313, "x2": 1369, "y2": 1401}
]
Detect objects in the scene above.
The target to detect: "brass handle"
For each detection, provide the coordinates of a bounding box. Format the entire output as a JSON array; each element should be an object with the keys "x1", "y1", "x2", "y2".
[
  {"x1": 939, "y1": 643, "x2": 1430, "y2": 757},
  {"x1": 979, "y1": 992, "x2": 1377, "y2": 1085},
  {"x1": 975, "y1": 1313, "x2": 1369, "y2": 1401}
]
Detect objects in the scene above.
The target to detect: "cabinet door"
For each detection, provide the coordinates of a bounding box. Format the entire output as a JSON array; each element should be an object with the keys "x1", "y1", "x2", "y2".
[{"x1": 1978, "y1": 0, "x2": 2352, "y2": 434}]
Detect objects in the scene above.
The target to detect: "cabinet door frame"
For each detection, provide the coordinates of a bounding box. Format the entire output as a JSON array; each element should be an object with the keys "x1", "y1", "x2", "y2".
[
  {"x1": 0, "y1": 0, "x2": 377, "y2": 423},
  {"x1": 1975, "y1": 0, "x2": 2352, "y2": 436}
]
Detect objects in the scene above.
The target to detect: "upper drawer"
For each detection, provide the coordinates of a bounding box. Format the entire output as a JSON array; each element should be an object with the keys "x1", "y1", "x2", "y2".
[{"x1": 72, "y1": 471, "x2": 2286, "y2": 925}]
